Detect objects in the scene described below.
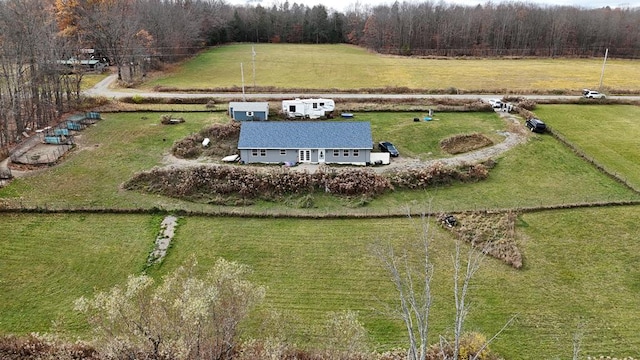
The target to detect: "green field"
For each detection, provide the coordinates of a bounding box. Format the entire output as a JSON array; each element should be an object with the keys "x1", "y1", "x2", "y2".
[
  {"x1": 146, "y1": 44, "x2": 640, "y2": 93},
  {"x1": 0, "y1": 213, "x2": 157, "y2": 334},
  {"x1": 3, "y1": 208, "x2": 640, "y2": 359},
  {"x1": 533, "y1": 104, "x2": 640, "y2": 190}
]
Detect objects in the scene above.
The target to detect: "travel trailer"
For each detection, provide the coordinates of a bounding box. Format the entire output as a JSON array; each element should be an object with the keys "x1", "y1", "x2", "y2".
[{"x1": 281, "y1": 98, "x2": 335, "y2": 119}]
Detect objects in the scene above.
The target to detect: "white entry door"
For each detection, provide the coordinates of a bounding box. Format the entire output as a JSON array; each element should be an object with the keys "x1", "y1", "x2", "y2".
[
  {"x1": 298, "y1": 149, "x2": 311, "y2": 163},
  {"x1": 318, "y1": 149, "x2": 325, "y2": 163}
]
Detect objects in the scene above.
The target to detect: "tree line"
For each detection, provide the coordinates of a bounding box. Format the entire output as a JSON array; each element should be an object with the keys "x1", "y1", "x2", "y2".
[{"x1": 1, "y1": 0, "x2": 639, "y2": 152}]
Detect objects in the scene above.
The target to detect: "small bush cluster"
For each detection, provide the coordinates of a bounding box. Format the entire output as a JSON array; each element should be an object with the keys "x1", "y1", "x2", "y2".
[
  {"x1": 0, "y1": 334, "x2": 98, "y2": 360},
  {"x1": 440, "y1": 133, "x2": 494, "y2": 154},
  {"x1": 515, "y1": 98, "x2": 537, "y2": 110},
  {"x1": 160, "y1": 114, "x2": 185, "y2": 124},
  {"x1": 318, "y1": 169, "x2": 392, "y2": 197},
  {"x1": 424, "y1": 332, "x2": 500, "y2": 360},
  {"x1": 387, "y1": 162, "x2": 489, "y2": 190},
  {"x1": 441, "y1": 211, "x2": 522, "y2": 269},
  {"x1": 171, "y1": 122, "x2": 241, "y2": 159}
]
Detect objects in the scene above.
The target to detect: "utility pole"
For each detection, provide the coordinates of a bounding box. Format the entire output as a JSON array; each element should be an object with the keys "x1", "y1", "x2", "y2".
[
  {"x1": 252, "y1": 46, "x2": 256, "y2": 88},
  {"x1": 240, "y1": 63, "x2": 245, "y2": 101},
  {"x1": 599, "y1": 48, "x2": 608, "y2": 91}
]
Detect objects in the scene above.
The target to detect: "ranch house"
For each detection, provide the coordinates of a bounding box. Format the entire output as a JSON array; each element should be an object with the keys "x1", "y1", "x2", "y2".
[
  {"x1": 228, "y1": 102, "x2": 269, "y2": 121},
  {"x1": 237, "y1": 121, "x2": 373, "y2": 165}
]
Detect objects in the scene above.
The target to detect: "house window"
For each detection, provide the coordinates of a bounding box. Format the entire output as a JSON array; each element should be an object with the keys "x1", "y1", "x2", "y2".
[
  {"x1": 252, "y1": 149, "x2": 258, "y2": 156},
  {"x1": 260, "y1": 149, "x2": 267, "y2": 156},
  {"x1": 247, "y1": 111, "x2": 254, "y2": 117},
  {"x1": 280, "y1": 149, "x2": 286, "y2": 155},
  {"x1": 343, "y1": 149, "x2": 349, "y2": 157},
  {"x1": 353, "y1": 149, "x2": 359, "y2": 157},
  {"x1": 333, "y1": 149, "x2": 339, "y2": 157}
]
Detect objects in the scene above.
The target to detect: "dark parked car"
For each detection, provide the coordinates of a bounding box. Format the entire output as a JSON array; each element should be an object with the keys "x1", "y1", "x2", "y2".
[
  {"x1": 526, "y1": 118, "x2": 546, "y2": 133},
  {"x1": 378, "y1": 141, "x2": 399, "y2": 157}
]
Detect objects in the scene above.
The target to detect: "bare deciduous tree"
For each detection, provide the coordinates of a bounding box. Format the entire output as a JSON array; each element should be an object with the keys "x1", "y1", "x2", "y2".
[
  {"x1": 373, "y1": 212, "x2": 434, "y2": 360},
  {"x1": 377, "y1": 211, "x2": 515, "y2": 360}
]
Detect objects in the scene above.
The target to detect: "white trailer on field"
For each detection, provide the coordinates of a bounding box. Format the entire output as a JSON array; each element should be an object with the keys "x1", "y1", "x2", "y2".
[{"x1": 281, "y1": 98, "x2": 335, "y2": 119}]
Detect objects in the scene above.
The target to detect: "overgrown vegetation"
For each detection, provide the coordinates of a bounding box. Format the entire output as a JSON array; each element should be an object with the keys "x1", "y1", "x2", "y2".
[
  {"x1": 123, "y1": 162, "x2": 489, "y2": 204},
  {"x1": 74, "y1": 256, "x2": 265, "y2": 360},
  {"x1": 440, "y1": 133, "x2": 494, "y2": 155},
  {"x1": 171, "y1": 122, "x2": 240, "y2": 159},
  {"x1": 439, "y1": 211, "x2": 522, "y2": 269}
]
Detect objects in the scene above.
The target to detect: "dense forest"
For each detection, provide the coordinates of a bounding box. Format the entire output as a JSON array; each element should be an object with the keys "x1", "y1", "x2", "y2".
[{"x1": 0, "y1": 0, "x2": 639, "y2": 152}]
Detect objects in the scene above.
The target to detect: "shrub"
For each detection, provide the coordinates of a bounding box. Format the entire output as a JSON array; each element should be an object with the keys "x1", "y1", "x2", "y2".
[
  {"x1": 425, "y1": 332, "x2": 499, "y2": 360},
  {"x1": 170, "y1": 122, "x2": 241, "y2": 159},
  {"x1": 440, "y1": 133, "x2": 494, "y2": 154},
  {"x1": 75, "y1": 257, "x2": 265, "y2": 360},
  {"x1": 131, "y1": 94, "x2": 144, "y2": 104},
  {"x1": 125, "y1": 160, "x2": 491, "y2": 204},
  {"x1": 0, "y1": 334, "x2": 98, "y2": 360},
  {"x1": 442, "y1": 211, "x2": 522, "y2": 269}
]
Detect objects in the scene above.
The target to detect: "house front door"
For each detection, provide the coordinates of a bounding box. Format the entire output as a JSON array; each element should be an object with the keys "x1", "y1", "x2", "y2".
[
  {"x1": 318, "y1": 149, "x2": 325, "y2": 163},
  {"x1": 298, "y1": 149, "x2": 311, "y2": 163}
]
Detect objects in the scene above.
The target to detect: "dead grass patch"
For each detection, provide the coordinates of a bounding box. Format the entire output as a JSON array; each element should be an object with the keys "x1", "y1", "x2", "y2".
[
  {"x1": 440, "y1": 211, "x2": 522, "y2": 269},
  {"x1": 440, "y1": 133, "x2": 494, "y2": 154}
]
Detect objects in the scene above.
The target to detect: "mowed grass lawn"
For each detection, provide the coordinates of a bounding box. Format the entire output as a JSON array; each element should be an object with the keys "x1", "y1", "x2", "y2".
[
  {"x1": 0, "y1": 110, "x2": 636, "y2": 213},
  {"x1": 3, "y1": 207, "x2": 640, "y2": 360},
  {"x1": 146, "y1": 44, "x2": 640, "y2": 92},
  {"x1": 0, "y1": 112, "x2": 224, "y2": 210},
  {"x1": 533, "y1": 104, "x2": 640, "y2": 190},
  {"x1": 0, "y1": 213, "x2": 158, "y2": 334}
]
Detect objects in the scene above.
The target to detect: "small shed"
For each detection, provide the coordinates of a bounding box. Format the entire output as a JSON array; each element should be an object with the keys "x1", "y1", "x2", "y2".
[{"x1": 228, "y1": 102, "x2": 269, "y2": 121}]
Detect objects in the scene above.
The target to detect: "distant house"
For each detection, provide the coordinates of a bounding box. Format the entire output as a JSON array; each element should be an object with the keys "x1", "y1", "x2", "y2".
[
  {"x1": 238, "y1": 121, "x2": 372, "y2": 165},
  {"x1": 281, "y1": 98, "x2": 335, "y2": 119},
  {"x1": 56, "y1": 58, "x2": 106, "y2": 72},
  {"x1": 228, "y1": 102, "x2": 269, "y2": 121}
]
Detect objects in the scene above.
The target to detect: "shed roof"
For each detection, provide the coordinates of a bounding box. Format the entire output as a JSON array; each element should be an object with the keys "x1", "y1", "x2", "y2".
[
  {"x1": 238, "y1": 121, "x2": 372, "y2": 149},
  {"x1": 229, "y1": 102, "x2": 269, "y2": 112}
]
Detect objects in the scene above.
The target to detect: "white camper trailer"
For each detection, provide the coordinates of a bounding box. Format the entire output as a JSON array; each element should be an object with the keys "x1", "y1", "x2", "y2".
[{"x1": 281, "y1": 98, "x2": 335, "y2": 119}]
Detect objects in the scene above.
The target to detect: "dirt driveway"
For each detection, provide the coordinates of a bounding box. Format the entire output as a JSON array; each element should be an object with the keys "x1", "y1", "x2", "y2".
[{"x1": 160, "y1": 110, "x2": 529, "y2": 174}]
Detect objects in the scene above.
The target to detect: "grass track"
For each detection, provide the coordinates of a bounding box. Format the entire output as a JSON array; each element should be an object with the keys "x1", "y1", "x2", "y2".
[{"x1": 146, "y1": 44, "x2": 640, "y2": 92}]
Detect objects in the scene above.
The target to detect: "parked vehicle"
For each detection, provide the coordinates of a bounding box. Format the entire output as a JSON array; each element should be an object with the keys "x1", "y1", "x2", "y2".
[
  {"x1": 583, "y1": 90, "x2": 606, "y2": 99},
  {"x1": 281, "y1": 98, "x2": 335, "y2": 119},
  {"x1": 488, "y1": 98, "x2": 503, "y2": 108},
  {"x1": 378, "y1": 141, "x2": 399, "y2": 157},
  {"x1": 526, "y1": 118, "x2": 546, "y2": 133}
]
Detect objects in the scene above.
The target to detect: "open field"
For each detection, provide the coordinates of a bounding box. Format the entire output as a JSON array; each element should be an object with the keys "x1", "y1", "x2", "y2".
[
  {"x1": 146, "y1": 44, "x2": 640, "y2": 93},
  {"x1": 533, "y1": 104, "x2": 640, "y2": 190},
  {"x1": 2, "y1": 207, "x2": 640, "y2": 359},
  {"x1": 0, "y1": 213, "x2": 157, "y2": 334}
]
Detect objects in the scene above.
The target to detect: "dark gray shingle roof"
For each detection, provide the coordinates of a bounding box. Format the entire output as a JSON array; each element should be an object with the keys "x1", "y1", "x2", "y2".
[{"x1": 238, "y1": 121, "x2": 372, "y2": 149}]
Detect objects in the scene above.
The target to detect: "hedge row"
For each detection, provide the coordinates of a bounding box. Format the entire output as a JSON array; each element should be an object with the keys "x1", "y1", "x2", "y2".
[{"x1": 123, "y1": 162, "x2": 490, "y2": 201}]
